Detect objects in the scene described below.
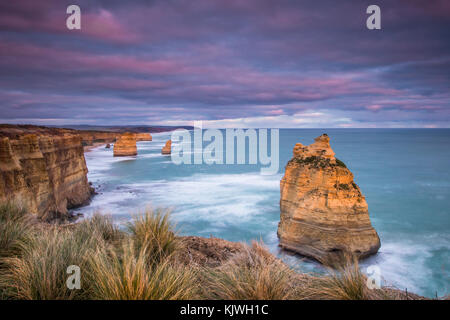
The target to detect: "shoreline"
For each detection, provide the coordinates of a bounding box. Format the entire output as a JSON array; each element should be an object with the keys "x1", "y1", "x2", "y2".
[{"x1": 83, "y1": 142, "x2": 108, "y2": 153}]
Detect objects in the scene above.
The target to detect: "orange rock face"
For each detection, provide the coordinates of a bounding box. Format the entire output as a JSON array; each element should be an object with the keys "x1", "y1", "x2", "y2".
[
  {"x1": 0, "y1": 126, "x2": 92, "y2": 220},
  {"x1": 136, "y1": 133, "x2": 152, "y2": 141},
  {"x1": 278, "y1": 134, "x2": 380, "y2": 262},
  {"x1": 161, "y1": 140, "x2": 171, "y2": 155},
  {"x1": 77, "y1": 131, "x2": 118, "y2": 146},
  {"x1": 113, "y1": 132, "x2": 137, "y2": 156}
]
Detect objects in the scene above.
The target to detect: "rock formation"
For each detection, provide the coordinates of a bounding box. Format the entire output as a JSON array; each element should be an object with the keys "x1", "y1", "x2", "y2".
[
  {"x1": 278, "y1": 134, "x2": 380, "y2": 262},
  {"x1": 77, "y1": 131, "x2": 118, "y2": 147},
  {"x1": 136, "y1": 133, "x2": 152, "y2": 141},
  {"x1": 161, "y1": 140, "x2": 171, "y2": 155},
  {"x1": 0, "y1": 125, "x2": 93, "y2": 221},
  {"x1": 113, "y1": 133, "x2": 137, "y2": 156}
]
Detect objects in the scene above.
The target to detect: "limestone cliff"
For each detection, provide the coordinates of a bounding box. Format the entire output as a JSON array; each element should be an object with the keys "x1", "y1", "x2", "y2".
[
  {"x1": 113, "y1": 132, "x2": 137, "y2": 156},
  {"x1": 77, "y1": 131, "x2": 118, "y2": 147},
  {"x1": 136, "y1": 133, "x2": 152, "y2": 141},
  {"x1": 161, "y1": 140, "x2": 171, "y2": 155},
  {"x1": 278, "y1": 134, "x2": 380, "y2": 262},
  {"x1": 0, "y1": 125, "x2": 93, "y2": 221}
]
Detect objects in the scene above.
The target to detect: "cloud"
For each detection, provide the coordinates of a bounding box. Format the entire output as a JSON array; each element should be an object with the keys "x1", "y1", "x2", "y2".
[{"x1": 0, "y1": 0, "x2": 448, "y2": 127}]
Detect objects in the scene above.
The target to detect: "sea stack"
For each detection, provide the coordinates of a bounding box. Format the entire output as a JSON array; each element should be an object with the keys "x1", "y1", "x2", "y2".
[
  {"x1": 136, "y1": 133, "x2": 152, "y2": 141},
  {"x1": 161, "y1": 140, "x2": 171, "y2": 155},
  {"x1": 278, "y1": 134, "x2": 380, "y2": 262},
  {"x1": 113, "y1": 132, "x2": 137, "y2": 156}
]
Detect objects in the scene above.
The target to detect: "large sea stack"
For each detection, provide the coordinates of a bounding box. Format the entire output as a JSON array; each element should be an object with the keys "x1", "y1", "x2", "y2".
[
  {"x1": 113, "y1": 132, "x2": 137, "y2": 156},
  {"x1": 0, "y1": 125, "x2": 93, "y2": 221},
  {"x1": 278, "y1": 134, "x2": 380, "y2": 262}
]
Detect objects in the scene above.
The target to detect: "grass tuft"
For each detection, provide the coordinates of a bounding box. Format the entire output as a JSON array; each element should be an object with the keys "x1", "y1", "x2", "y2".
[
  {"x1": 126, "y1": 208, "x2": 179, "y2": 264},
  {"x1": 0, "y1": 201, "x2": 34, "y2": 263},
  {"x1": 202, "y1": 241, "x2": 298, "y2": 300},
  {"x1": 0, "y1": 227, "x2": 101, "y2": 300},
  {"x1": 308, "y1": 255, "x2": 370, "y2": 300},
  {"x1": 88, "y1": 240, "x2": 198, "y2": 300},
  {"x1": 74, "y1": 212, "x2": 122, "y2": 243}
]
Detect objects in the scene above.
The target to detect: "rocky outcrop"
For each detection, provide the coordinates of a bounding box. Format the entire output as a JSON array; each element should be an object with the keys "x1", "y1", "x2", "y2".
[
  {"x1": 177, "y1": 236, "x2": 244, "y2": 267},
  {"x1": 136, "y1": 133, "x2": 152, "y2": 141},
  {"x1": 113, "y1": 132, "x2": 137, "y2": 156},
  {"x1": 77, "y1": 131, "x2": 118, "y2": 147},
  {"x1": 0, "y1": 125, "x2": 93, "y2": 221},
  {"x1": 161, "y1": 140, "x2": 171, "y2": 155},
  {"x1": 278, "y1": 134, "x2": 380, "y2": 262}
]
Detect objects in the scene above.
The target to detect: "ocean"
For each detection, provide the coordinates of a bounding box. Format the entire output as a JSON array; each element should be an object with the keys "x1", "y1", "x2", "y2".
[{"x1": 73, "y1": 129, "x2": 450, "y2": 298}]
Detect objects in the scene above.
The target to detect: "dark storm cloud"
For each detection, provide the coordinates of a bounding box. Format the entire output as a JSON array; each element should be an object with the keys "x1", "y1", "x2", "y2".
[{"x1": 0, "y1": 0, "x2": 449, "y2": 127}]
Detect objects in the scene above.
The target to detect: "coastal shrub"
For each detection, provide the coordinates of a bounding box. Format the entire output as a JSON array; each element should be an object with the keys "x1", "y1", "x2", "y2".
[
  {"x1": 307, "y1": 255, "x2": 370, "y2": 300},
  {"x1": 0, "y1": 225, "x2": 103, "y2": 300},
  {"x1": 0, "y1": 202, "x2": 34, "y2": 262},
  {"x1": 87, "y1": 240, "x2": 199, "y2": 300},
  {"x1": 338, "y1": 183, "x2": 350, "y2": 191},
  {"x1": 335, "y1": 158, "x2": 347, "y2": 168},
  {"x1": 74, "y1": 212, "x2": 122, "y2": 243},
  {"x1": 126, "y1": 208, "x2": 179, "y2": 264},
  {"x1": 202, "y1": 241, "x2": 298, "y2": 300},
  {"x1": 0, "y1": 201, "x2": 28, "y2": 222},
  {"x1": 0, "y1": 219, "x2": 34, "y2": 262}
]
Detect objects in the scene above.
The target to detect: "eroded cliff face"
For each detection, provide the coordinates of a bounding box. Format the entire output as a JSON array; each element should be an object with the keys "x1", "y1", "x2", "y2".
[
  {"x1": 0, "y1": 126, "x2": 93, "y2": 220},
  {"x1": 161, "y1": 140, "x2": 171, "y2": 155},
  {"x1": 77, "y1": 131, "x2": 118, "y2": 147},
  {"x1": 113, "y1": 132, "x2": 137, "y2": 156},
  {"x1": 278, "y1": 134, "x2": 380, "y2": 262},
  {"x1": 136, "y1": 133, "x2": 152, "y2": 141}
]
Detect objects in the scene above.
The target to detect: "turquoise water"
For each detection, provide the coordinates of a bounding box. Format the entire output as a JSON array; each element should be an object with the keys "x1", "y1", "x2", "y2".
[{"x1": 74, "y1": 129, "x2": 450, "y2": 297}]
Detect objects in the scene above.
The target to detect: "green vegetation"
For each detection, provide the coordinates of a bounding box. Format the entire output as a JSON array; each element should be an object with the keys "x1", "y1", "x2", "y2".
[
  {"x1": 0, "y1": 202, "x2": 32, "y2": 261},
  {"x1": 0, "y1": 202, "x2": 426, "y2": 300},
  {"x1": 290, "y1": 156, "x2": 332, "y2": 169},
  {"x1": 289, "y1": 156, "x2": 348, "y2": 170},
  {"x1": 202, "y1": 241, "x2": 298, "y2": 300},
  {"x1": 87, "y1": 240, "x2": 198, "y2": 300},
  {"x1": 335, "y1": 158, "x2": 347, "y2": 168},
  {"x1": 338, "y1": 183, "x2": 350, "y2": 191},
  {"x1": 126, "y1": 208, "x2": 179, "y2": 265}
]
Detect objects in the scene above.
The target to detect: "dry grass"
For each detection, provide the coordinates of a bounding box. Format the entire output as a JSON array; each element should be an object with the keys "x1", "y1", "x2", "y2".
[
  {"x1": 202, "y1": 241, "x2": 298, "y2": 300},
  {"x1": 126, "y1": 208, "x2": 179, "y2": 264},
  {"x1": 304, "y1": 255, "x2": 406, "y2": 300},
  {"x1": 0, "y1": 202, "x2": 34, "y2": 262},
  {"x1": 0, "y1": 202, "x2": 431, "y2": 300},
  {"x1": 0, "y1": 227, "x2": 101, "y2": 299},
  {"x1": 87, "y1": 240, "x2": 199, "y2": 300},
  {"x1": 74, "y1": 212, "x2": 122, "y2": 243},
  {"x1": 306, "y1": 255, "x2": 370, "y2": 300},
  {"x1": 0, "y1": 205, "x2": 195, "y2": 300}
]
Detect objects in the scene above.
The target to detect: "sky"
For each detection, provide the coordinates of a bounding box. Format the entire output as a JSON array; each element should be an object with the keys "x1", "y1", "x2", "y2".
[{"x1": 0, "y1": 0, "x2": 449, "y2": 128}]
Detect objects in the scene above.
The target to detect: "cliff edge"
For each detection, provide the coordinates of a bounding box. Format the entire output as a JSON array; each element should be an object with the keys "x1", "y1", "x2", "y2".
[
  {"x1": 278, "y1": 134, "x2": 380, "y2": 262},
  {"x1": 0, "y1": 125, "x2": 93, "y2": 221}
]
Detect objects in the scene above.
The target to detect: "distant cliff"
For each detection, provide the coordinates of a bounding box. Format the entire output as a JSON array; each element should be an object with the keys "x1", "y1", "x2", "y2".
[
  {"x1": 278, "y1": 134, "x2": 380, "y2": 262},
  {"x1": 77, "y1": 130, "x2": 118, "y2": 147},
  {"x1": 136, "y1": 133, "x2": 152, "y2": 141},
  {"x1": 0, "y1": 125, "x2": 93, "y2": 221}
]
